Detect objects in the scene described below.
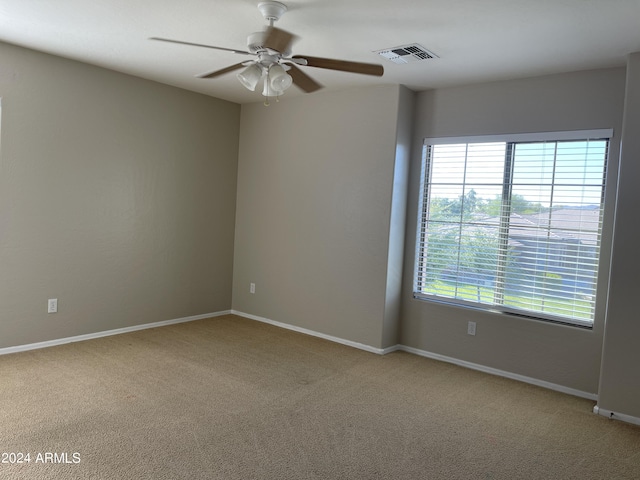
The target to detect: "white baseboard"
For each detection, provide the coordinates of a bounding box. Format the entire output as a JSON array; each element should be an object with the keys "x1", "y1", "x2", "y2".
[
  {"x1": 0, "y1": 310, "x2": 232, "y2": 356},
  {"x1": 593, "y1": 405, "x2": 640, "y2": 426},
  {"x1": 231, "y1": 310, "x2": 393, "y2": 355},
  {"x1": 397, "y1": 345, "x2": 598, "y2": 400},
  {"x1": 231, "y1": 310, "x2": 598, "y2": 401},
  {"x1": 232, "y1": 310, "x2": 598, "y2": 401},
  {"x1": 1, "y1": 309, "x2": 604, "y2": 413}
]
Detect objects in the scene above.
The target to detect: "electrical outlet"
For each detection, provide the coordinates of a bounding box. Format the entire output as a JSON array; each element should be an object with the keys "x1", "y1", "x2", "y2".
[
  {"x1": 48, "y1": 298, "x2": 58, "y2": 314},
  {"x1": 467, "y1": 321, "x2": 476, "y2": 336},
  {"x1": 250, "y1": 283, "x2": 256, "y2": 294}
]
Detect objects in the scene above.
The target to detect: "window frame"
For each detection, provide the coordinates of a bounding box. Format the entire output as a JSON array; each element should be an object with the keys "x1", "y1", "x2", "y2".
[{"x1": 413, "y1": 129, "x2": 613, "y2": 328}]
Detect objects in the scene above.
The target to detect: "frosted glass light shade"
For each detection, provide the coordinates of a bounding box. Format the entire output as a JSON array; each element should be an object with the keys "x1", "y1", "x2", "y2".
[
  {"x1": 237, "y1": 64, "x2": 263, "y2": 91},
  {"x1": 268, "y1": 64, "x2": 292, "y2": 92},
  {"x1": 262, "y1": 77, "x2": 278, "y2": 97}
]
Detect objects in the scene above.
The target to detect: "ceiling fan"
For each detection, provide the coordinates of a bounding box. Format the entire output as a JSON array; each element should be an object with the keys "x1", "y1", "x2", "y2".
[{"x1": 150, "y1": 1, "x2": 384, "y2": 103}]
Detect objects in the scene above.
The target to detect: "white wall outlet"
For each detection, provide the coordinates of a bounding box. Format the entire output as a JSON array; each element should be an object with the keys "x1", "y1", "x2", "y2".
[
  {"x1": 467, "y1": 321, "x2": 476, "y2": 336},
  {"x1": 250, "y1": 283, "x2": 256, "y2": 294},
  {"x1": 48, "y1": 298, "x2": 58, "y2": 314}
]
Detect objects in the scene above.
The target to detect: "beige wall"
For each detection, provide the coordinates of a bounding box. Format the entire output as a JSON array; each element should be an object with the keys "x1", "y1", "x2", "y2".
[
  {"x1": 0, "y1": 42, "x2": 240, "y2": 348},
  {"x1": 381, "y1": 86, "x2": 414, "y2": 348},
  {"x1": 232, "y1": 85, "x2": 410, "y2": 349},
  {"x1": 598, "y1": 53, "x2": 640, "y2": 418},
  {"x1": 400, "y1": 68, "x2": 626, "y2": 395}
]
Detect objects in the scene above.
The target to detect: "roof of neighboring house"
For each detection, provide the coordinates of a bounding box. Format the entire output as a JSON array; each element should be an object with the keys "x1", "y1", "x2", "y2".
[{"x1": 472, "y1": 207, "x2": 602, "y2": 246}]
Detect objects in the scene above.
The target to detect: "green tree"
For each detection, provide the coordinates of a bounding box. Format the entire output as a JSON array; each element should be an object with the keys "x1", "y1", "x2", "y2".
[
  {"x1": 479, "y1": 193, "x2": 546, "y2": 216},
  {"x1": 428, "y1": 189, "x2": 482, "y2": 221}
]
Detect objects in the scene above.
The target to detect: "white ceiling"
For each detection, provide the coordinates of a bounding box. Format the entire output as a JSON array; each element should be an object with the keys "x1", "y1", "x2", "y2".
[{"x1": 1, "y1": 0, "x2": 639, "y2": 104}]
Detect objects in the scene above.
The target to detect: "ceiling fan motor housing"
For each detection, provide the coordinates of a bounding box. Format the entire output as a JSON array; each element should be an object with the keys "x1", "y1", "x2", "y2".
[{"x1": 247, "y1": 31, "x2": 292, "y2": 57}]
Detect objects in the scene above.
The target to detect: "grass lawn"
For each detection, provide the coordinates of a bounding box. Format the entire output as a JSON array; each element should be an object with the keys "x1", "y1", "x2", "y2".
[{"x1": 422, "y1": 281, "x2": 593, "y2": 321}]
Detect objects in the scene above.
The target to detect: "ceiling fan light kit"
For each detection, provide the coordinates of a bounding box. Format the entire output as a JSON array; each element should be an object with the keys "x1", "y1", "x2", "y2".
[{"x1": 150, "y1": 1, "x2": 384, "y2": 104}]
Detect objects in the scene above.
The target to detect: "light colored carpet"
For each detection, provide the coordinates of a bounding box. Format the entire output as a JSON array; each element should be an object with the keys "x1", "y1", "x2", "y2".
[{"x1": 1, "y1": 314, "x2": 639, "y2": 479}]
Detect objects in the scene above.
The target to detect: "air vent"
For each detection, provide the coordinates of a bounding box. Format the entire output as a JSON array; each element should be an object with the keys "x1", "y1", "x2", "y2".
[{"x1": 374, "y1": 44, "x2": 438, "y2": 64}]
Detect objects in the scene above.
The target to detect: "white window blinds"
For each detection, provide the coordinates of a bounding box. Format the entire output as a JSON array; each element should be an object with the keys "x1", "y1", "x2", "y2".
[{"x1": 414, "y1": 130, "x2": 611, "y2": 326}]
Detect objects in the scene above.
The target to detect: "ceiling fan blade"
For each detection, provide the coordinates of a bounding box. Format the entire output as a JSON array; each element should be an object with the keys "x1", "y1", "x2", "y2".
[
  {"x1": 287, "y1": 64, "x2": 323, "y2": 93},
  {"x1": 197, "y1": 63, "x2": 246, "y2": 79},
  {"x1": 293, "y1": 55, "x2": 384, "y2": 76},
  {"x1": 150, "y1": 37, "x2": 252, "y2": 55},
  {"x1": 263, "y1": 27, "x2": 297, "y2": 54}
]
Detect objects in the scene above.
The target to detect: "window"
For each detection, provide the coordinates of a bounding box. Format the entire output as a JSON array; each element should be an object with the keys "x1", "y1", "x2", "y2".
[{"x1": 414, "y1": 130, "x2": 611, "y2": 327}]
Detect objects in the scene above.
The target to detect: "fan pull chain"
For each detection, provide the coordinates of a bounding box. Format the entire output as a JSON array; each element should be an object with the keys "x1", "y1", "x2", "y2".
[{"x1": 264, "y1": 69, "x2": 270, "y2": 106}]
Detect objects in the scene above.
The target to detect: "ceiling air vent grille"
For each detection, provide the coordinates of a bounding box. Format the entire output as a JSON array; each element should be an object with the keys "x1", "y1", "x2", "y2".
[{"x1": 374, "y1": 44, "x2": 438, "y2": 64}]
